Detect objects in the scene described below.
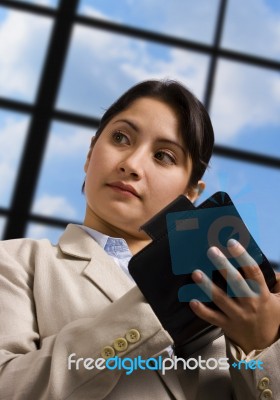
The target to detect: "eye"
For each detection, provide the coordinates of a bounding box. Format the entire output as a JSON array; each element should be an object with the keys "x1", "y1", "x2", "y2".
[
  {"x1": 154, "y1": 150, "x2": 176, "y2": 165},
  {"x1": 112, "y1": 131, "x2": 130, "y2": 144}
]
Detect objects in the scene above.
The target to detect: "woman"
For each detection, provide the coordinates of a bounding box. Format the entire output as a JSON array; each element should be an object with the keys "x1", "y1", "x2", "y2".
[{"x1": 0, "y1": 80, "x2": 279, "y2": 399}]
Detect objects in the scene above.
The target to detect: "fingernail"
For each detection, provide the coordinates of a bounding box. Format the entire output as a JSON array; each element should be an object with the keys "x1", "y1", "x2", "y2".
[
  {"x1": 227, "y1": 238, "x2": 239, "y2": 247},
  {"x1": 190, "y1": 299, "x2": 200, "y2": 308},
  {"x1": 192, "y1": 269, "x2": 203, "y2": 282},
  {"x1": 208, "y1": 247, "x2": 222, "y2": 257}
]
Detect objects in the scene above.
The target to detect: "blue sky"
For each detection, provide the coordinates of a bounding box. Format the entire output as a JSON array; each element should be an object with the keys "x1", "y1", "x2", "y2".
[
  {"x1": 56, "y1": 25, "x2": 210, "y2": 116},
  {"x1": 0, "y1": 0, "x2": 279, "y2": 265},
  {"x1": 78, "y1": 0, "x2": 220, "y2": 45}
]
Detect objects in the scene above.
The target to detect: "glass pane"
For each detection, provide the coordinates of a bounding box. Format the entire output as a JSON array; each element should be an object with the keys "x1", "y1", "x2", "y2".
[
  {"x1": 0, "y1": 7, "x2": 53, "y2": 102},
  {"x1": 222, "y1": 0, "x2": 280, "y2": 60},
  {"x1": 25, "y1": 223, "x2": 65, "y2": 243},
  {"x1": 0, "y1": 110, "x2": 30, "y2": 207},
  {"x1": 199, "y1": 155, "x2": 280, "y2": 265},
  {"x1": 15, "y1": 0, "x2": 59, "y2": 7},
  {"x1": 0, "y1": 216, "x2": 6, "y2": 240},
  {"x1": 31, "y1": 121, "x2": 94, "y2": 221},
  {"x1": 56, "y1": 26, "x2": 210, "y2": 117},
  {"x1": 78, "y1": 0, "x2": 220, "y2": 45},
  {"x1": 210, "y1": 60, "x2": 280, "y2": 158}
]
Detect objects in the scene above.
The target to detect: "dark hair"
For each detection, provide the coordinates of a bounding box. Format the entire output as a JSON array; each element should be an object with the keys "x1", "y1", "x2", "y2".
[{"x1": 83, "y1": 79, "x2": 214, "y2": 190}]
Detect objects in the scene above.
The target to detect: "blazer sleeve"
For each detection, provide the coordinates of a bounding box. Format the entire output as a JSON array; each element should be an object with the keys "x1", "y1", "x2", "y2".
[
  {"x1": 0, "y1": 239, "x2": 173, "y2": 400},
  {"x1": 225, "y1": 337, "x2": 280, "y2": 400}
]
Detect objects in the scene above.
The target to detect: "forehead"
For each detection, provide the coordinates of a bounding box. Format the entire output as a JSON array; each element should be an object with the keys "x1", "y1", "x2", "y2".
[
  {"x1": 110, "y1": 97, "x2": 181, "y2": 136},
  {"x1": 117, "y1": 96, "x2": 177, "y2": 118}
]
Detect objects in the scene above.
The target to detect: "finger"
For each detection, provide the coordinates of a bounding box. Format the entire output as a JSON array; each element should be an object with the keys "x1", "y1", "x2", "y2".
[
  {"x1": 227, "y1": 239, "x2": 258, "y2": 266},
  {"x1": 227, "y1": 239, "x2": 265, "y2": 294},
  {"x1": 207, "y1": 246, "x2": 255, "y2": 298},
  {"x1": 189, "y1": 297, "x2": 227, "y2": 328},
  {"x1": 192, "y1": 269, "x2": 240, "y2": 316}
]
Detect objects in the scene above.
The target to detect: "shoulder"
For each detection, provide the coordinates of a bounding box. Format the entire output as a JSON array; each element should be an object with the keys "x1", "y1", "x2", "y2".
[
  {"x1": 0, "y1": 223, "x2": 100, "y2": 261},
  {"x1": 0, "y1": 235, "x2": 55, "y2": 275},
  {"x1": 0, "y1": 235, "x2": 52, "y2": 255},
  {"x1": 0, "y1": 224, "x2": 83, "y2": 255},
  {"x1": 0, "y1": 226, "x2": 78, "y2": 269}
]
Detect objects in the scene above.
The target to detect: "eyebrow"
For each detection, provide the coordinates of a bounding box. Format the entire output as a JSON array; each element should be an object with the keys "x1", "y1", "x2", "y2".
[{"x1": 113, "y1": 118, "x2": 186, "y2": 155}]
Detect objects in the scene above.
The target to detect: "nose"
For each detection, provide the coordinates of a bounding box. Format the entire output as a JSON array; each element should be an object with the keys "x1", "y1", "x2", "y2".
[{"x1": 118, "y1": 149, "x2": 145, "y2": 179}]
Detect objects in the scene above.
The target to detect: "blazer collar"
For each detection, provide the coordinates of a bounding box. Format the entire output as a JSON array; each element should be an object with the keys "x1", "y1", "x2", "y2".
[{"x1": 58, "y1": 224, "x2": 135, "y2": 301}]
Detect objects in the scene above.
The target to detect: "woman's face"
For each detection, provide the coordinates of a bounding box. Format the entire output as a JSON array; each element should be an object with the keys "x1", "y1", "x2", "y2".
[{"x1": 84, "y1": 97, "x2": 203, "y2": 244}]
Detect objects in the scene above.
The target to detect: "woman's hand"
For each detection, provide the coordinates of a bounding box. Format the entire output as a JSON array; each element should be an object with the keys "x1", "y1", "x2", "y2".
[{"x1": 189, "y1": 239, "x2": 280, "y2": 354}]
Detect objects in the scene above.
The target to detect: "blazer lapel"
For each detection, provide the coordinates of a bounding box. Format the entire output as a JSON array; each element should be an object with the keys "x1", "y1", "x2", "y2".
[
  {"x1": 58, "y1": 224, "x2": 135, "y2": 302},
  {"x1": 83, "y1": 255, "x2": 135, "y2": 301}
]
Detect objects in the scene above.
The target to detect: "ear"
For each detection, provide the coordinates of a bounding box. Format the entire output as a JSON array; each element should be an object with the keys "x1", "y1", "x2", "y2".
[
  {"x1": 185, "y1": 180, "x2": 205, "y2": 203},
  {"x1": 84, "y1": 136, "x2": 97, "y2": 173}
]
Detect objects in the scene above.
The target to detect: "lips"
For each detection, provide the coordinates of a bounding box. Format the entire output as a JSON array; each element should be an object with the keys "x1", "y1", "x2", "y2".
[{"x1": 107, "y1": 181, "x2": 140, "y2": 198}]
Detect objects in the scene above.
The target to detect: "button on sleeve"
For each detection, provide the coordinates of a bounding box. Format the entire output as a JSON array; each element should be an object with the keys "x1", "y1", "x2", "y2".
[
  {"x1": 260, "y1": 388, "x2": 273, "y2": 399},
  {"x1": 101, "y1": 346, "x2": 115, "y2": 360},
  {"x1": 113, "y1": 338, "x2": 128, "y2": 352},
  {"x1": 258, "y1": 377, "x2": 270, "y2": 391},
  {"x1": 125, "y1": 329, "x2": 141, "y2": 343}
]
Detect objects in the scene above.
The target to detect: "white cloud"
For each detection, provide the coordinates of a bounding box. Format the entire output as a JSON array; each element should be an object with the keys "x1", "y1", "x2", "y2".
[
  {"x1": 159, "y1": 0, "x2": 219, "y2": 44},
  {"x1": 0, "y1": 116, "x2": 28, "y2": 161},
  {"x1": 32, "y1": 194, "x2": 77, "y2": 218},
  {"x1": 0, "y1": 114, "x2": 92, "y2": 207},
  {"x1": 120, "y1": 47, "x2": 209, "y2": 99},
  {"x1": 80, "y1": 0, "x2": 218, "y2": 44},
  {"x1": 1, "y1": 0, "x2": 280, "y2": 145},
  {"x1": 76, "y1": 1, "x2": 213, "y2": 99},
  {"x1": 25, "y1": 224, "x2": 49, "y2": 239},
  {"x1": 75, "y1": 24, "x2": 137, "y2": 61},
  {"x1": 202, "y1": 160, "x2": 250, "y2": 199},
  {"x1": 25, "y1": 223, "x2": 64, "y2": 242},
  {"x1": 222, "y1": 0, "x2": 280, "y2": 59},
  {"x1": 0, "y1": 163, "x2": 14, "y2": 200},
  {"x1": 209, "y1": 0, "x2": 280, "y2": 140},
  {"x1": 0, "y1": 9, "x2": 51, "y2": 100},
  {"x1": 59, "y1": 0, "x2": 280, "y2": 144},
  {"x1": 46, "y1": 125, "x2": 93, "y2": 158},
  {"x1": 57, "y1": 23, "x2": 209, "y2": 117},
  {"x1": 0, "y1": 115, "x2": 28, "y2": 204},
  {"x1": 210, "y1": 61, "x2": 280, "y2": 140}
]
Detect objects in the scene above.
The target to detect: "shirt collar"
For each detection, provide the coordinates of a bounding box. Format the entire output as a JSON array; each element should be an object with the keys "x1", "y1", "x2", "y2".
[{"x1": 78, "y1": 225, "x2": 132, "y2": 259}]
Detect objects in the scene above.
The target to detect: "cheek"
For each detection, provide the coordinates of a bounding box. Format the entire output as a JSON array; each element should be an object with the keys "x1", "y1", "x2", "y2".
[
  {"x1": 146, "y1": 171, "x2": 189, "y2": 210},
  {"x1": 84, "y1": 156, "x2": 104, "y2": 197},
  {"x1": 151, "y1": 169, "x2": 190, "y2": 195},
  {"x1": 87, "y1": 147, "x2": 108, "y2": 176}
]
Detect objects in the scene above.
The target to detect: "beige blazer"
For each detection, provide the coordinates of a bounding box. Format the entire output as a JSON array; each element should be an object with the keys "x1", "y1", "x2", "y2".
[{"x1": 0, "y1": 224, "x2": 279, "y2": 400}]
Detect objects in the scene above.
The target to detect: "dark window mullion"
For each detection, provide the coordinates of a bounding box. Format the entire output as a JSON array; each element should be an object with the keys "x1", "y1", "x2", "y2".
[
  {"x1": 213, "y1": 145, "x2": 280, "y2": 169},
  {"x1": 75, "y1": 12, "x2": 280, "y2": 73},
  {"x1": 203, "y1": 0, "x2": 227, "y2": 110},
  {"x1": 0, "y1": 97, "x2": 34, "y2": 114}
]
